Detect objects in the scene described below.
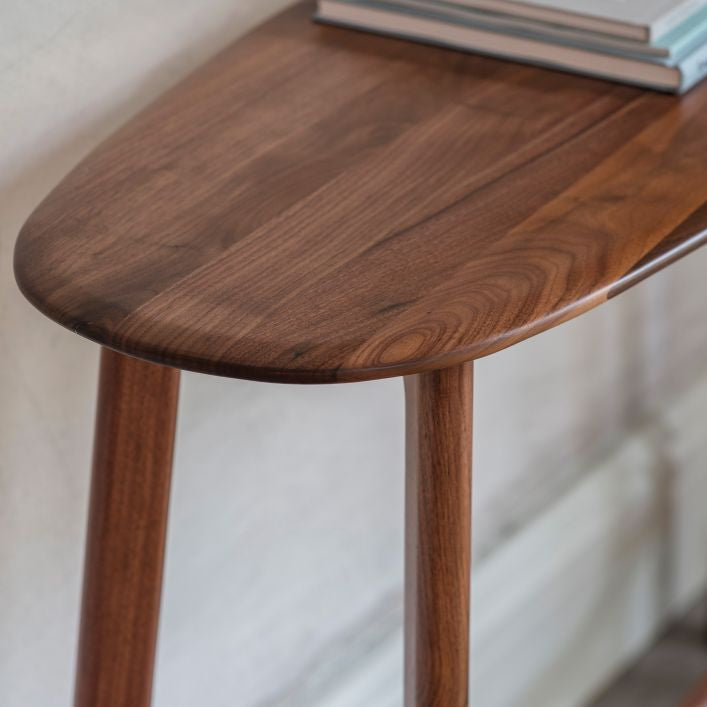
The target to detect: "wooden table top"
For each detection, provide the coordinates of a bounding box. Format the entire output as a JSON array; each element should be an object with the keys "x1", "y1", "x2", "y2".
[{"x1": 14, "y1": 1, "x2": 707, "y2": 383}]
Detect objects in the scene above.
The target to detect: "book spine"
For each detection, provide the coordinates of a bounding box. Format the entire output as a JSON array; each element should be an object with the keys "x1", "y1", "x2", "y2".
[{"x1": 679, "y1": 40, "x2": 707, "y2": 92}]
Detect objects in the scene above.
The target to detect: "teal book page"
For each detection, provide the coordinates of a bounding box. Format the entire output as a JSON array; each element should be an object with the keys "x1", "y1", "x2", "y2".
[
  {"x1": 678, "y1": 37, "x2": 707, "y2": 89},
  {"x1": 657, "y1": 5, "x2": 707, "y2": 61}
]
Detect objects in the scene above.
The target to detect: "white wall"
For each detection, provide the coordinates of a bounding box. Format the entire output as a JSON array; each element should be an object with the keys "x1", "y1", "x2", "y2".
[{"x1": 2, "y1": 2, "x2": 706, "y2": 706}]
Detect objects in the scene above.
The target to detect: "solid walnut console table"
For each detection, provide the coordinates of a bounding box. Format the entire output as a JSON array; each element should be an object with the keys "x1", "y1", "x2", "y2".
[{"x1": 13, "y1": 2, "x2": 707, "y2": 705}]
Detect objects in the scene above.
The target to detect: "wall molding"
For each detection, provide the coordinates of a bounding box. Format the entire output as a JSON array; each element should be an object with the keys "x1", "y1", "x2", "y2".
[{"x1": 299, "y1": 372, "x2": 707, "y2": 707}]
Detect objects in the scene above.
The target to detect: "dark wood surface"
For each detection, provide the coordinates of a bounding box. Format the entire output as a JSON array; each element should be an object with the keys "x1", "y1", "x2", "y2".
[
  {"x1": 14, "y1": 1, "x2": 707, "y2": 383},
  {"x1": 75, "y1": 348, "x2": 179, "y2": 707},
  {"x1": 404, "y1": 363, "x2": 472, "y2": 706}
]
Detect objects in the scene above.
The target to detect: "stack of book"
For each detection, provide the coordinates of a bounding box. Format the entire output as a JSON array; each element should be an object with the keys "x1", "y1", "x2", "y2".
[{"x1": 316, "y1": 0, "x2": 707, "y2": 93}]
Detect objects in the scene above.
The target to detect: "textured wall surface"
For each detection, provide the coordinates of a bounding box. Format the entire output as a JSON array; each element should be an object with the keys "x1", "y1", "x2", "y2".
[{"x1": 2, "y1": 2, "x2": 707, "y2": 706}]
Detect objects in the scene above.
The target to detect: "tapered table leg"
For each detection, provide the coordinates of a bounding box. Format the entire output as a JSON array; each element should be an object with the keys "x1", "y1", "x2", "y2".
[
  {"x1": 74, "y1": 348, "x2": 180, "y2": 707},
  {"x1": 404, "y1": 363, "x2": 473, "y2": 707}
]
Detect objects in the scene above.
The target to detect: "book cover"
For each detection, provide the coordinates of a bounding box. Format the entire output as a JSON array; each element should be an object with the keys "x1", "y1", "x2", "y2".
[
  {"x1": 373, "y1": 0, "x2": 707, "y2": 61},
  {"x1": 317, "y1": 0, "x2": 707, "y2": 91},
  {"x1": 428, "y1": 0, "x2": 707, "y2": 40}
]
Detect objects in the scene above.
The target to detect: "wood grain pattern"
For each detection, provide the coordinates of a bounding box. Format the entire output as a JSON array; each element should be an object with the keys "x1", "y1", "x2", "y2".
[
  {"x1": 75, "y1": 348, "x2": 179, "y2": 707},
  {"x1": 13, "y1": 1, "x2": 707, "y2": 383},
  {"x1": 404, "y1": 363, "x2": 473, "y2": 707}
]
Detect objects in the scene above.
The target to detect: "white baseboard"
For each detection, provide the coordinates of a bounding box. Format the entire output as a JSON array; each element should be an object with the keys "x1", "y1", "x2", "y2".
[
  {"x1": 472, "y1": 376, "x2": 707, "y2": 707},
  {"x1": 303, "y1": 373, "x2": 707, "y2": 707}
]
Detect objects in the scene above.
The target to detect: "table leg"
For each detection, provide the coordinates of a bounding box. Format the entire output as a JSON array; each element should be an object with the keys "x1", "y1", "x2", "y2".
[
  {"x1": 404, "y1": 363, "x2": 473, "y2": 707},
  {"x1": 74, "y1": 348, "x2": 180, "y2": 707}
]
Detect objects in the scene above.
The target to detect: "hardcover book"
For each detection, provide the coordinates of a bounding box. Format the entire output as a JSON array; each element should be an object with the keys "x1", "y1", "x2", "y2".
[
  {"x1": 429, "y1": 0, "x2": 707, "y2": 41},
  {"x1": 317, "y1": 0, "x2": 707, "y2": 92}
]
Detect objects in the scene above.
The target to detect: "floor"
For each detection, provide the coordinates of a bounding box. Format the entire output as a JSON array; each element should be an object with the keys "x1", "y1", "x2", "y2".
[{"x1": 591, "y1": 599, "x2": 707, "y2": 707}]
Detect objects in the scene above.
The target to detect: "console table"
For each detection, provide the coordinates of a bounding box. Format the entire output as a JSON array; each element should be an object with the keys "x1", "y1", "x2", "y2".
[{"x1": 13, "y1": 2, "x2": 707, "y2": 705}]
